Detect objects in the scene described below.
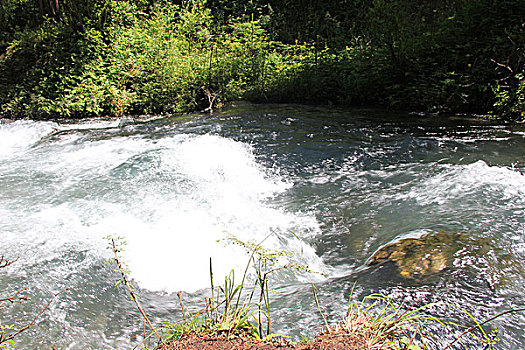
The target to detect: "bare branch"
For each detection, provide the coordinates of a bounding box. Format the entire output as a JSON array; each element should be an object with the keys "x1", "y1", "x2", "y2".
[
  {"x1": 0, "y1": 289, "x2": 68, "y2": 345},
  {"x1": 0, "y1": 288, "x2": 31, "y2": 309},
  {"x1": 491, "y1": 58, "x2": 514, "y2": 73},
  {"x1": 110, "y1": 239, "x2": 164, "y2": 345},
  {"x1": 0, "y1": 256, "x2": 19, "y2": 269}
]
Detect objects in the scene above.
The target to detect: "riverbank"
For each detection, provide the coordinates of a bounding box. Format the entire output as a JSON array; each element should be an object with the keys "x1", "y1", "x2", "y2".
[
  {"x1": 154, "y1": 298, "x2": 424, "y2": 350},
  {"x1": 0, "y1": 0, "x2": 523, "y2": 120},
  {"x1": 158, "y1": 328, "x2": 371, "y2": 350}
]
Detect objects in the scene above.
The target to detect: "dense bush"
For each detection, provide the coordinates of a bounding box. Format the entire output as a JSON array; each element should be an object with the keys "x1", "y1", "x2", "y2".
[
  {"x1": 0, "y1": 0, "x2": 143, "y2": 118},
  {"x1": 0, "y1": 0, "x2": 522, "y2": 119},
  {"x1": 0, "y1": 0, "x2": 281, "y2": 117},
  {"x1": 107, "y1": 0, "x2": 278, "y2": 114}
]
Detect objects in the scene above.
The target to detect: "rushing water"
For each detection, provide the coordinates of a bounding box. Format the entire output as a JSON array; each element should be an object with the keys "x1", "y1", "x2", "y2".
[{"x1": 1, "y1": 104, "x2": 524, "y2": 349}]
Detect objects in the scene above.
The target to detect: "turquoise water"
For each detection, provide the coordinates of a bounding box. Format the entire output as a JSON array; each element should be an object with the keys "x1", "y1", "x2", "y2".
[{"x1": 0, "y1": 104, "x2": 524, "y2": 349}]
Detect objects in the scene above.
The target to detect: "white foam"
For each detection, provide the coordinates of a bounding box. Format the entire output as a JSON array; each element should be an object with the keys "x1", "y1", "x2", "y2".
[
  {"x1": 103, "y1": 134, "x2": 325, "y2": 292},
  {"x1": 1, "y1": 127, "x2": 326, "y2": 293},
  {"x1": 0, "y1": 120, "x2": 58, "y2": 157},
  {"x1": 404, "y1": 160, "x2": 525, "y2": 206}
]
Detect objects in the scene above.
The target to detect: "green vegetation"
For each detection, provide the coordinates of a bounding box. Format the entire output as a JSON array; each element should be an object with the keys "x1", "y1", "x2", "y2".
[
  {"x1": 340, "y1": 294, "x2": 499, "y2": 350},
  {"x1": 162, "y1": 233, "x2": 313, "y2": 341},
  {"x1": 0, "y1": 0, "x2": 523, "y2": 119}
]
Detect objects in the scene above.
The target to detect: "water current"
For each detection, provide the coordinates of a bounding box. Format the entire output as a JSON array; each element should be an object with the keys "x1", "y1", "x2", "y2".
[{"x1": 0, "y1": 104, "x2": 524, "y2": 349}]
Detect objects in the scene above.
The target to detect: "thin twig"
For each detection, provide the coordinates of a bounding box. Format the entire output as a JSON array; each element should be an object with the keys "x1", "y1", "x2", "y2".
[
  {"x1": 312, "y1": 284, "x2": 330, "y2": 333},
  {"x1": 177, "y1": 292, "x2": 186, "y2": 322},
  {"x1": 490, "y1": 58, "x2": 514, "y2": 73},
  {"x1": 0, "y1": 288, "x2": 31, "y2": 307},
  {"x1": 443, "y1": 308, "x2": 525, "y2": 350},
  {"x1": 258, "y1": 275, "x2": 265, "y2": 337},
  {"x1": 263, "y1": 271, "x2": 272, "y2": 337},
  {"x1": 0, "y1": 289, "x2": 68, "y2": 344},
  {"x1": 111, "y1": 239, "x2": 164, "y2": 344},
  {"x1": 0, "y1": 256, "x2": 19, "y2": 269}
]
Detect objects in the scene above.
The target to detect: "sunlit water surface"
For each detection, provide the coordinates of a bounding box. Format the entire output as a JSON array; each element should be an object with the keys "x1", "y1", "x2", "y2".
[{"x1": 0, "y1": 104, "x2": 524, "y2": 349}]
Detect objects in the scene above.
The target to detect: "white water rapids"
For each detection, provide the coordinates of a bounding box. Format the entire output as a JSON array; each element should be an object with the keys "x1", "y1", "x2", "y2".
[
  {"x1": 1, "y1": 106, "x2": 524, "y2": 349},
  {"x1": 0, "y1": 119, "x2": 325, "y2": 294}
]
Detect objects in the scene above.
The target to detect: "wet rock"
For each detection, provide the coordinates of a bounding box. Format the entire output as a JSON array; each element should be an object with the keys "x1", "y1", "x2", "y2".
[
  {"x1": 118, "y1": 117, "x2": 135, "y2": 128},
  {"x1": 366, "y1": 231, "x2": 456, "y2": 278}
]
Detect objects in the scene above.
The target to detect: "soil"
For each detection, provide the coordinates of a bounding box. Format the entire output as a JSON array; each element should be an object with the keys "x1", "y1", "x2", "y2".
[{"x1": 158, "y1": 330, "x2": 369, "y2": 350}]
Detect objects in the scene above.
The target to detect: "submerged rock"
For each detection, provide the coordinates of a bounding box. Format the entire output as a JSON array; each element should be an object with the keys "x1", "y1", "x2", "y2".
[
  {"x1": 118, "y1": 117, "x2": 135, "y2": 128},
  {"x1": 366, "y1": 229, "x2": 524, "y2": 285},
  {"x1": 366, "y1": 231, "x2": 456, "y2": 278}
]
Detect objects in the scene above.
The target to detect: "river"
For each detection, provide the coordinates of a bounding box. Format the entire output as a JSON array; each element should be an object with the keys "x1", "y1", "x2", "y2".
[{"x1": 0, "y1": 104, "x2": 524, "y2": 349}]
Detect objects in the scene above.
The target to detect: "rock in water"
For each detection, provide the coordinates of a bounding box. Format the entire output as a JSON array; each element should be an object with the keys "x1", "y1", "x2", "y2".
[
  {"x1": 366, "y1": 231, "x2": 453, "y2": 278},
  {"x1": 118, "y1": 117, "x2": 135, "y2": 128},
  {"x1": 366, "y1": 230, "x2": 525, "y2": 288}
]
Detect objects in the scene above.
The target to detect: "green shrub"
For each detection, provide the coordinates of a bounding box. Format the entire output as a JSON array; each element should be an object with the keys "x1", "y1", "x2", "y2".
[
  {"x1": 492, "y1": 72, "x2": 525, "y2": 120},
  {"x1": 0, "y1": 0, "x2": 522, "y2": 119}
]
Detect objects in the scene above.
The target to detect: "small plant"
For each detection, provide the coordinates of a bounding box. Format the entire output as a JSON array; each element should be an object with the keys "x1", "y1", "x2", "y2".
[
  {"x1": 161, "y1": 231, "x2": 314, "y2": 342},
  {"x1": 322, "y1": 292, "x2": 510, "y2": 350},
  {"x1": 341, "y1": 294, "x2": 441, "y2": 349}
]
